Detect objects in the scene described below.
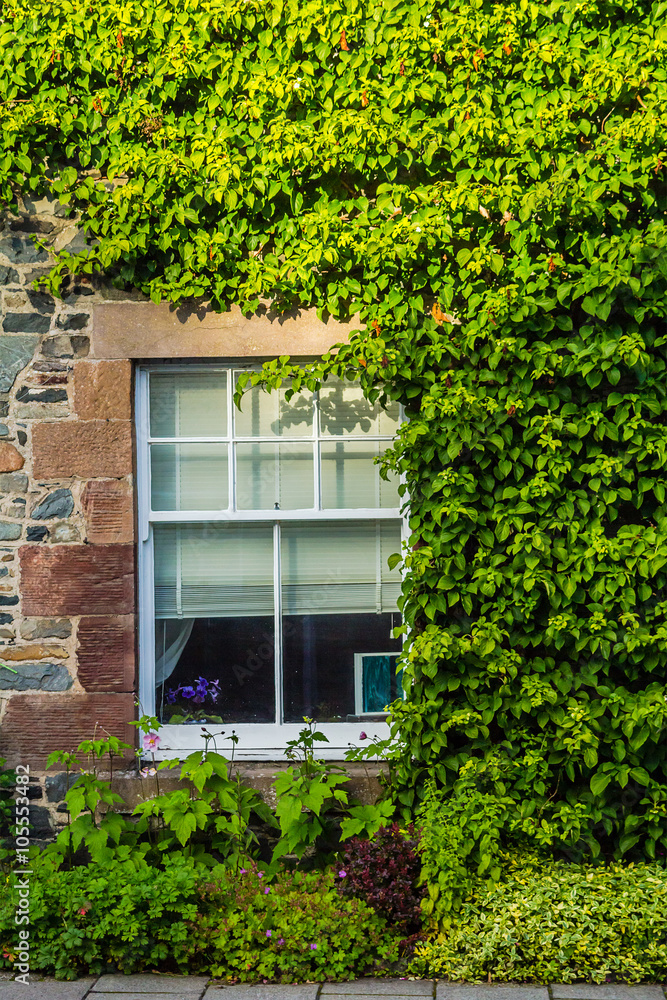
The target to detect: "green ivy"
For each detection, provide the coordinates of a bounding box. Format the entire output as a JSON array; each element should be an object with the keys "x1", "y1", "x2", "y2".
[{"x1": 3, "y1": 0, "x2": 667, "y2": 860}]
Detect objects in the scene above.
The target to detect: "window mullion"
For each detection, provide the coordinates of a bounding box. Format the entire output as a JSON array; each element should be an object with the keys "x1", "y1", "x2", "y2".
[
  {"x1": 273, "y1": 521, "x2": 283, "y2": 725},
  {"x1": 314, "y1": 391, "x2": 322, "y2": 510}
]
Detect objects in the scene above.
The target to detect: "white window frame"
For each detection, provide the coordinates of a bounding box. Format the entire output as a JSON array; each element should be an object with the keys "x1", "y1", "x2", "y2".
[{"x1": 136, "y1": 362, "x2": 407, "y2": 761}]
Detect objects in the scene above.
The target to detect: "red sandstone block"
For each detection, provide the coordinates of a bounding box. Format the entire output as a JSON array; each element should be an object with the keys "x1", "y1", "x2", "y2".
[
  {"x1": 20, "y1": 544, "x2": 134, "y2": 616},
  {"x1": 73, "y1": 360, "x2": 132, "y2": 420},
  {"x1": 0, "y1": 693, "x2": 136, "y2": 767},
  {"x1": 77, "y1": 615, "x2": 135, "y2": 692},
  {"x1": 32, "y1": 420, "x2": 132, "y2": 479},
  {"x1": 82, "y1": 479, "x2": 134, "y2": 543}
]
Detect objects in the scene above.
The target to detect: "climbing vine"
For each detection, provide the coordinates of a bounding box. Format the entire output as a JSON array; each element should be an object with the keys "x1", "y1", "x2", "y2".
[{"x1": 2, "y1": 0, "x2": 667, "y2": 859}]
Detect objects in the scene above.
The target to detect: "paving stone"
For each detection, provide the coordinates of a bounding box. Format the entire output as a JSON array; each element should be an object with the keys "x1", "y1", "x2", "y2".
[
  {"x1": 437, "y1": 990, "x2": 548, "y2": 1000},
  {"x1": 92, "y1": 973, "x2": 209, "y2": 993},
  {"x1": 93, "y1": 994, "x2": 204, "y2": 1000},
  {"x1": 203, "y1": 986, "x2": 319, "y2": 1000},
  {"x1": 323, "y1": 982, "x2": 433, "y2": 995},
  {"x1": 0, "y1": 977, "x2": 97, "y2": 999},
  {"x1": 551, "y1": 988, "x2": 665, "y2": 1000}
]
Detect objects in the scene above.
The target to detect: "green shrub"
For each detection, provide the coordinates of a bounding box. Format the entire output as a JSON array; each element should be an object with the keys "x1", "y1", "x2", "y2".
[
  {"x1": 201, "y1": 866, "x2": 397, "y2": 982},
  {"x1": 410, "y1": 855, "x2": 667, "y2": 984},
  {"x1": 0, "y1": 857, "x2": 397, "y2": 982}
]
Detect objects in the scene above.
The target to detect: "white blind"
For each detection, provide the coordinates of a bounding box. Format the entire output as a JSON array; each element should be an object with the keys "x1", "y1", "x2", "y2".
[
  {"x1": 154, "y1": 523, "x2": 274, "y2": 619},
  {"x1": 281, "y1": 521, "x2": 402, "y2": 616},
  {"x1": 150, "y1": 371, "x2": 228, "y2": 438}
]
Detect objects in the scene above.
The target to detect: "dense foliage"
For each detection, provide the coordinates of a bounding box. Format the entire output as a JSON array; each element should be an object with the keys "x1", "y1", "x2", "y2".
[
  {"x1": 0, "y1": 858, "x2": 395, "y2": 981},
  {"x1": 3, "y1": 0, "x2": 667, "y2": 860},
  {"x1": 411, "y1": 853, "x2": 667, "y2": 983},
  {"x1": 338, "y1": 823, "x2": 424, "y2": 937}
]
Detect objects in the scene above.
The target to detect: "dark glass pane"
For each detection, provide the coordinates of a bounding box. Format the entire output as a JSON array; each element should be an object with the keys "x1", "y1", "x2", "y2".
[
  {"x1": 156, "y1": 616, "x2": 276, "y2": 725},
  {"x1": 282, "y1": 612, "x2": 400, "y2": 723}
]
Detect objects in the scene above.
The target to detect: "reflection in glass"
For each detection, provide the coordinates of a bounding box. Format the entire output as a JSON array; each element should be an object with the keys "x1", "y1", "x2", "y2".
[
  {"x1": 318, "y1": 377, "x2": 400, "y2": 437},
  {"x1": 151, "y1": 443, "x2": 228, "y2": 511},
  {"x1": 283, "y1": 614, "x2": 400, "y2": 722},
  {"x1": 321, "y1": 441, "x2": 399, "y2": 508},
  {"x1": 150, "y1": 372, "x2": 227, "y2": 438},
  {"x1": 234, "y1": 375, "x2": 313, "y2": 437},
  {"x1": 236, "y1": 442, "x2": 314, "y2": 510}
]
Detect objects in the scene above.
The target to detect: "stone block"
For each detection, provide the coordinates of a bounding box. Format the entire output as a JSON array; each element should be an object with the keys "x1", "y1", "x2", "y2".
[
  {"x1": 28, "y1": 803, "x2": 53, "y2": 834},
  {"x1": 16, "y1": 386, "x2": 67, "y2": 403},
  {"x1": 73, "y1": 360, "x2": 132, "y2": 420},
  {"x1": 203, "y1": 987, "x2": 319, "y2": 1000},
  {"x1": 437, "y1": 990, "x2": 548, "y2": 1000},
  {"x1": 0, "y1": 473, "x2": 27, "y2": 493},
  {"x1": 92, "y1": 974, "x2": 210, "y2": 993},
  {"x1": 2, "y1": 313, "x2": 51, "y2": 334},
  {"x1": 0, "y1": 692, "x2": 135, "y2": 766},
  {"x1": 0, "y1": 444, "x2": 23, "y2": 472},
  {"x1": 57, "y1": 312, "x2": 89, "y2": 331},
  {"x1": 32, "y1": 420, "x2": 132, "y2": 479},
  {"x1": 82, "y1": 479, "x2": 134, "y2": 543},
  {"x1": 15, "y1": 403, "x2": 69, "y2": 420},
  {"x1": 26, "y1": 289, "x2": 55, "y2": 313},
  {"x1": 0, "y1": 265, "x2": 20, "y2": 285},
  {"x1": 0, "y1": 236, "x2": 48, "y2": 264},
  {"x1": 51, "y1": 521, "x2": 81, "y2": 543},
  {"x1": 0, "y1": 596, "x2": 18, "y2": 606},
  {"x1": 45, "y1": 771, "x2": 79, "y2": 802},
  {"x1": 26, "y1": 526, "x2": 48, "y2": 542},
  {"x1": 20, "y1": 618, "x2": 72, "y2": 640},
  {"x1": 551, "y1": 989, "x2": 665, "y2": 1000},
  {"x1": 20, "y1": 543, "x2": 134, "y2": 615},
  {"x1": 2, "y1": 644, "x2": 67, "y2": 660},
  {"x1": 323, "y1": 983, "x2": 433, "y2": 995},
  {"x1": 77, "y1": 615, "x2": 135, "y2": 692},
  {"x1": 31, "y1": 488, "x2": 74, "y2": 520},
  {"x1": 0, "y1": 978, "x2": 97, "y2": 999},
  {"x1": 0, "y1": 334, "x2": 40, "y2": 391},
  {"x1": 0, "y1": 662, "x2": 72, "y2": 691},
  {"x1": 10, "y1": 216, "x2": 55, "y2": 234},
  {"x1": 0, "y1": 523, "x2": 21, "y2": 541},
  {"x1": 0, "y1": 425, "x2": 8, "y2": 437}
]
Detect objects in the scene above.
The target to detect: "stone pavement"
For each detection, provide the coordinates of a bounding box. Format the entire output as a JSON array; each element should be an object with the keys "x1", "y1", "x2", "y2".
[{"x1": 0, "y1": 977, "x2": 664, "y2": 1000}]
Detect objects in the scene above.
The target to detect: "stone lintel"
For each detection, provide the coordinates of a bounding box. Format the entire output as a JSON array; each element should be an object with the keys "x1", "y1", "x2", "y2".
[{"x1": 90, "y1": 302, "x2": 355, "y2": 359}]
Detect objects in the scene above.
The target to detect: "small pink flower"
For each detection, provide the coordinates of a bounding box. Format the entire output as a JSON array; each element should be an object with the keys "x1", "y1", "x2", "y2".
[
  {"x1": 310, "y1": 943, "x2": 317, "y2": 950},
  {"x1": 264, "y1": 887, "x2": 270, "y2": 894},
  {"x1": 266, "y1": 929, "x2": 272, "y2": 938},
  {"x1": 142, "y1": 732, "x2": 161, "y2": 751},
  {"x1": 277, "y1": 937, "x2": 285, "y2": 946},
  {"x1": 338, "y1": 870, "x2": 347, "y2": 878},
  {"x1": 359, "y1": 731, "x2": 367, "y2": 740},
  {"x1": 77, "y1": 907, "x2": 87, "y2": 916},
  {"x1": 240, "y1": 868, "x2": 247, "y2": 874},
  {"x1": 258, "y1": 872, "x2": 263, "y2": 878}
]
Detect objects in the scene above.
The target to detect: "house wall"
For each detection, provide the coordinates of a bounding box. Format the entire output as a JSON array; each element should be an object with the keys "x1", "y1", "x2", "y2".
[{"x1": 0, "y1": 196, "x2": 359, "y2": 835}]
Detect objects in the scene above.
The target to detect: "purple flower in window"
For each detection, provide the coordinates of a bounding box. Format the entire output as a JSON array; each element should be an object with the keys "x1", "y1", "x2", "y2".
[
  {"x1": 181, "y1": 686, "x2": 196, "y2": 700},
  {"x1": 209, "y1": 679, "x2": 222, "y2": 704},
  {"x1": 165, "y1": 686, "x2": 179, "y2": 704}
]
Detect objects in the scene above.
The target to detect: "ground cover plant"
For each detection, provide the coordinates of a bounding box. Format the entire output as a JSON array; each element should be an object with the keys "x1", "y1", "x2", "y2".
[
  {"x1": 410, "y1": 853, "x2": 667, "y2": 983},
  {"x1": 3, "y1": 0, "x2": 667, "y2": 867},
  {"x1": 0, "y1": 856, "x2": 397, "y2": 981}
]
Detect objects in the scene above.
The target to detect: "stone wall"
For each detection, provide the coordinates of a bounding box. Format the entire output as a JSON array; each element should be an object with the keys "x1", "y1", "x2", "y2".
[
  {"x1": 0, "y1": 195, "x2": 138, "y2": 801},
  {"x1": 0, "y1": 194, "x2": 359, "y2": 837}
]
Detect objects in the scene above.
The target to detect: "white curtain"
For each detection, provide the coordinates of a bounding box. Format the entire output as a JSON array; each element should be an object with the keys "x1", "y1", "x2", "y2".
[{"x1": 155, "y1": 618, "x2": 195, "y2": 687}]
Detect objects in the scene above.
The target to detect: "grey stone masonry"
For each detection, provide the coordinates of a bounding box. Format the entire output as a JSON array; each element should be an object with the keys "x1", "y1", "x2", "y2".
[
  {"x1": 323, "y1": 982, "x2": 433, "y2": 995},
  {"x1": 437, "y1": 990, "x2": 548, "y2": 1000}
]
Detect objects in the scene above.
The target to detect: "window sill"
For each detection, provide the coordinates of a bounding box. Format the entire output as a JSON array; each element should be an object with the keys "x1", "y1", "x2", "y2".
[{"x1": 152, "y1": 721, "x2": 391, "y2": 761}]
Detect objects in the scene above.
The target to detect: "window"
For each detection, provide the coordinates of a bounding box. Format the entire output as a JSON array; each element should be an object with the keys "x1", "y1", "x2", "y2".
[{"x1": 136, "y1": 365, "x2": 404, "y2": 758}]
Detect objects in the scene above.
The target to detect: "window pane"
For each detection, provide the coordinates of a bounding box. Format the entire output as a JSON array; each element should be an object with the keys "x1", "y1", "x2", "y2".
[
  {"x1": 151, "y1": 444, "x2": 228, "y2": 511},
  {"x1": 281, "y1": 520, "x2": 402, "y2": 615},
  {"x1": 236, "y1": 442, "x2": 314, "y2": 510},
  {"x1": 153, "y1": 524, "x2": 276, "y2": 723},
  {"x1": 318, "y1": 377, "x2": 400, "y2": 437},
  {"x1": 150, "y1": 372, "x2": 227, "y2": 438},
  {"x1": 321, "y1": 441, "x2": 399, "y2": 508},
  {"x1": 234, "y1": 375, "x2": 313, "y2": 437},
  {"x1": 283, "y1": 613, "x2": 400, "y2": 723},
  {"x1": 154, "y1": 522, "x2": 274, "y2": 618},
  {"x1": 156, "y1": 617, "x2": 276, "y2": 725}
]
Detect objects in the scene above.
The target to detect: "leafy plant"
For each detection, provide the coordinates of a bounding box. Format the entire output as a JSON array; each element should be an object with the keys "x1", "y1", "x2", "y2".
[
  {"x1": 338, "y1": 823, "x2": 424, "y2": 937},
  {"x1": 200, "y1": 866, "x2": 398, "y2": 983},
  {"x1": 410, "y1": 854, "x2": 667, "y2": 984}
]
